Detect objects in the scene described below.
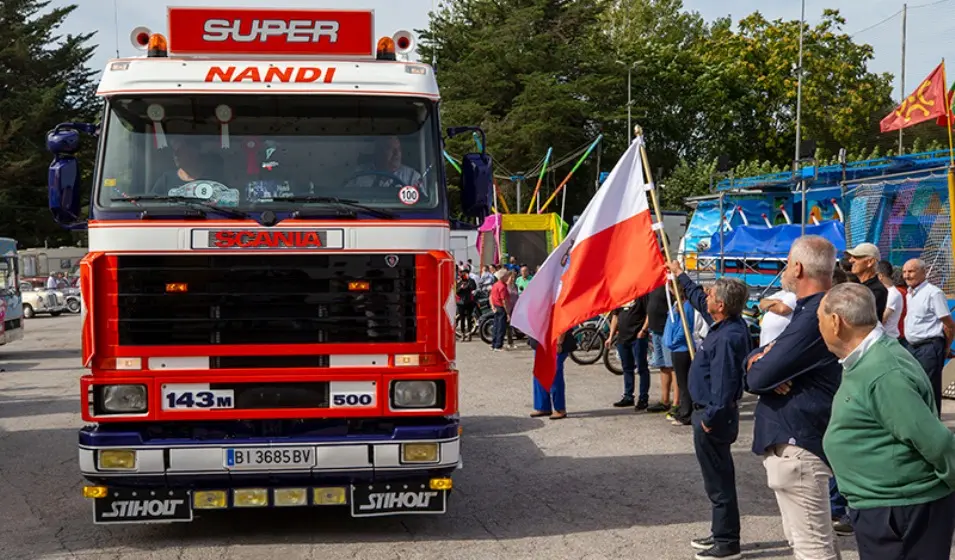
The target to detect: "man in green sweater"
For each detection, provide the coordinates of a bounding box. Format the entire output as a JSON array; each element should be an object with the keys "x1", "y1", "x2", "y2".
[{"x1": 818, "y1": 282, "x2": 955, "y2": 559}]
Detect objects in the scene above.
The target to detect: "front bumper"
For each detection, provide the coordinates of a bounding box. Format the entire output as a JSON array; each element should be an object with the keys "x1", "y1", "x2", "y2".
[
  {"x1": 80, "y1": 420, "x2": 460, "y2": 523},
  {"x1": 79, "y1": 420, "x2": 461, "y2": 485}
]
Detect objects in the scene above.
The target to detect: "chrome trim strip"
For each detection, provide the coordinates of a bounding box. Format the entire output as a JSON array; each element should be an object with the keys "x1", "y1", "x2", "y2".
[{"x1": 79, "y1": 437, "x2": 460, "y2": 476}]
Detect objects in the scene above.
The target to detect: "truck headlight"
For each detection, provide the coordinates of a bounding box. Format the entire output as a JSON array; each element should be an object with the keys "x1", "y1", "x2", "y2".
[
  {"x1": 392, "y1": 381, "x2": 437, "y2": 408},
  {"x1": 101, "y1": 384, "x2": 147, "y2": 413}
]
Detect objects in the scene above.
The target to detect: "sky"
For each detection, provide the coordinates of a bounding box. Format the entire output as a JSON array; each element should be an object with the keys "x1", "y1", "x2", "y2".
[{"x1": 50, "y1": 0, "x2": 955, "y2": 102}]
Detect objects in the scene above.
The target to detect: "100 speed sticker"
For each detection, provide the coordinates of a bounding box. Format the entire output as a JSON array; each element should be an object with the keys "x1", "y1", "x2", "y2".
[{"x1": 398, "y1": 185, "x2": 420, "y2": 206}]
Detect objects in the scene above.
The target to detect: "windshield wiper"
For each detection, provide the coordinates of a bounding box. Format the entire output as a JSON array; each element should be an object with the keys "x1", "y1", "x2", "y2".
[
  {"x1": 279, "y1": 196, "x2": 397, "y2": 220},
  {"x1": 111, "y1": 195, "x2": 251, "y2": 220}
]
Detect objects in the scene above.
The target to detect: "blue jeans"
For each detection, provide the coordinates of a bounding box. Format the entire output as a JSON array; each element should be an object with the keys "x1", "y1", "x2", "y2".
[
  {"x1": 830, "y1": 477, "x2": 848, "y2": 519},
  {"x1": 533, "y1": 352, "x2": 567, "y2": 412},
  {"x1": 617, "y1": 338, "x2": 650, "y2": 403},
  {"x1": 492, "y1": 309, "x2": 507, "y2": 349}
]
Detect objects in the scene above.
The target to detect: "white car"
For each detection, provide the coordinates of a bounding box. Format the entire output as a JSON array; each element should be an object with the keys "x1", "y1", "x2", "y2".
[{"x1": 18, "y1": 282, "x2": 66, "y2": 318}]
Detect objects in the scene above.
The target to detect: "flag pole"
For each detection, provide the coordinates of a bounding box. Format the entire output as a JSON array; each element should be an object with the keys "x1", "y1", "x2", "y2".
[
  {"x1": 635, "y1": 125, "x2": 695, "y2": 359},
  {"x1": 526, "y1": 147, "x2": 553, "y2": 213},
  {"x1": 943, "y1": 59, "x2": 955, "y2": 263}
]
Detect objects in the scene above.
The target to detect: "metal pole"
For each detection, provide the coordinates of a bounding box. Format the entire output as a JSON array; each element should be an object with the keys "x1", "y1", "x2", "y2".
[
  {"x1": 719, "y1": 192, "x2": 725, "y2": 275},
  {"x1": 559, "y1": 175, "x2": 568, "y2": 231},
  {"x1": 627, "y1": 67, "x2": 632, "y2": 141},
  {"x1": 595, "y1": 141, "x2": 601, "y2": 193},
  {"x1": 796, "y1": 0, "x2": 806, "y2": 235},
  {"x1": 516, "y1": 177, "x2": 522, "y2": 212},
  {"x1": 899, "y1": 3, "x2": 907, "y2": 155}
]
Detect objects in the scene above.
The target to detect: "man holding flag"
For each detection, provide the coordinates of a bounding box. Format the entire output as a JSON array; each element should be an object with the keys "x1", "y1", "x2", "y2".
[{"x1": 511, "y1": 132, "x2": 748, "y2": 559}]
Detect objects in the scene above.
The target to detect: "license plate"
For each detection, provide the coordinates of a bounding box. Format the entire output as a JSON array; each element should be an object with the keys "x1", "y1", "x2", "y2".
[
  {"x1": 350, "y1": 483, "x2": 447, "y2": 517},
  {"x1": 93, "y1": 488, "x2": 192, "y2": 524},
  {"x1": 224, "y1": 447, "x2": 316, "y2": 470}
]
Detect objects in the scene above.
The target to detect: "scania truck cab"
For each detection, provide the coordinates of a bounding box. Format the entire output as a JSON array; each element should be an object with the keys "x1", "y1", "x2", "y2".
[{"x1": 45, "y1": 7, "x2": 491, "y2": 524}]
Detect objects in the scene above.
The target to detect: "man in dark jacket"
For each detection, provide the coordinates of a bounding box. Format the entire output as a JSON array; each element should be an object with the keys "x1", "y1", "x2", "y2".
[
  {"x1": 667, "y1": 261, "x2": 751, "y2": 560},
  {"x1": 745, "y1": 235, "x2": 842, "y2": 558}
]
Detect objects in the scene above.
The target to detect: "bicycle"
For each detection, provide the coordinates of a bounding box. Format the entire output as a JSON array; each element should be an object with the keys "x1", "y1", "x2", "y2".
[{"x1": 569, "y1": 313, "x2": 610, "y2": 365}]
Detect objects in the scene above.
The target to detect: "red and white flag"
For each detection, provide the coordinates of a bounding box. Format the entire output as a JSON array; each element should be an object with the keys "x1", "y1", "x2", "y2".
[{"x1": 511, "y1": 136, "x2": 667, "y2": 390}]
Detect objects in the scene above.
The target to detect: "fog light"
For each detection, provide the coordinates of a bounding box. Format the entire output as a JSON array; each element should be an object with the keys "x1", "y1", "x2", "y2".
[
  {"x1": 392, "y1": 380, "x2": 437, "y2": 408},
  {"x1": 313, "y1": 487, "x2": 347, "y2": 505},
  {"x1": 401, "y1": 443, "x2": 439, "y2": 463},
  {"x1": 429, "y1": 478, "x2": 453, "y2": 491},
  {"x1": 98, "y1": 449, "x2": 137, "y2": 470},
  {"x1": 83, "y1": 485, "x2": 108, "y2": 499},
  {"x1": 274, "y1": 488, "x2": 308, "y2": 507},
  {"x1": 193, "y1": 490, "x2": 227, "y2": 509},
  {"x1": 234, "y1": 488, "x2": 268, "y2": 507}
]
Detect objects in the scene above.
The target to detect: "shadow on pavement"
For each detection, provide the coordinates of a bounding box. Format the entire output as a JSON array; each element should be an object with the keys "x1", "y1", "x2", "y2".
[
  {"x1": 0, "y1": 394, "x2": 78, "y2": 418},
  {"x1": 4, "y1": 348, "x2": 81, "y2": 361}
]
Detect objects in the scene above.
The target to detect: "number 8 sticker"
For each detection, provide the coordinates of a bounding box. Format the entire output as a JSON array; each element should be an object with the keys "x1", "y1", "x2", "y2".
[{"x1": 398, "y1": 185, "x2": 420, "y2": 206}]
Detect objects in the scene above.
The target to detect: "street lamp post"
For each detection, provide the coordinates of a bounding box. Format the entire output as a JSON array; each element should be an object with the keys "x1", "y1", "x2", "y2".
[
  {"x1": 796, "y1": 0, "x2": 806, "y2": 235},
  {"x1": 616, "y1": 60, "x2": 636, "y2": 142}
]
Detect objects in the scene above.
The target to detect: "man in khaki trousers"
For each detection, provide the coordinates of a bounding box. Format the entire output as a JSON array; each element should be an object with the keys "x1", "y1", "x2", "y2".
[{"x1": 744, "y1": 236, "x2": 842, "y2": 559}]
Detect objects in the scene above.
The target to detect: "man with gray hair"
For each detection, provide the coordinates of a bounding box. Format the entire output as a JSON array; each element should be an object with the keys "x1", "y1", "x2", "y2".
[
  {"x1": 666, "y1": 260, "x2": 751, "y2": 559},
  {"x1": 745, "y1": 235, "x2": 843, "y2": 558},
  {"x1": 902, "y1": 258, "x2": 954, "y2": 418},
  {"x1": 819, "y1": 283, "x2": 955, "y2": 559}
]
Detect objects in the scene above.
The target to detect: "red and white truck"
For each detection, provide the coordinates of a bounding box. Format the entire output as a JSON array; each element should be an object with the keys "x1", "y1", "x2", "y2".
[{"x1": 44, "y1": 6, "x2": 492, "y2": 524}]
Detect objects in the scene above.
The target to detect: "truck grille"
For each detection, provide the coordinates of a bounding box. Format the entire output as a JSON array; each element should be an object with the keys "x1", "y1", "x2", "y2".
[{"x1": 115, "y1": 255, "x2": 417, "y2": 346}]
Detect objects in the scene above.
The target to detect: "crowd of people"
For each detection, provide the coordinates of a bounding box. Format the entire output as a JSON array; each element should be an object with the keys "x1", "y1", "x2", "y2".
[
  {"x1": 649, "y1": 237, "x2": 955, "y2": 560},
  {"x1": 459, "y1": 240, "x2": 955, "y2": 559},
  {"x1": 454, "y1": 256, "x2": 536, "y2": 348}
]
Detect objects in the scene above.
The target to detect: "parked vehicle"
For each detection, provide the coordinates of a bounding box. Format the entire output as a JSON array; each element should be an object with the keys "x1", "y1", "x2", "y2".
[
  {"x1": 0, "y1": 238, "x2": 25, "y2": 346},
  {"x1": 18, "y1": 282, "x2": 66, "y2": 318}
]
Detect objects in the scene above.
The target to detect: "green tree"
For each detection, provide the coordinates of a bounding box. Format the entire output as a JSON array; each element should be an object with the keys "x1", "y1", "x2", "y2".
[
  {"x1": 693, "y1": 9, "x2": 895, "y2": 164},
  {"x1": 0, "y1": 0, "x2": 98, "y2": 247},
  {"x1": 418, "y1": 0, "x2": 608, "y2": 215}
]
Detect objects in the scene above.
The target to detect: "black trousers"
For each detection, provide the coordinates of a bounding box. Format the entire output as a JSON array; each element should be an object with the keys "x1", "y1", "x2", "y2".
[
  {"x1": 850, "y1": 493, "x2": 955, "y2": 560},
  {"x1": 905, "y1": 337, "x2": 946, "y2": 418},
  {"x1": 672, "y1": 351, "x2": 692, "y2": 423},
  {"x1": 692, "y1": 407, "x2": 741, "y2": 547}
]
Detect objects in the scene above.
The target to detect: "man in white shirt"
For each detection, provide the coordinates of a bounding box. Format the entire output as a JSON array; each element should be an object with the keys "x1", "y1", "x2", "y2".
[
  {"x1": 46, "y1": 274, "x2": 58, "y2": 290},
  {"x1": 902, "y1": 258, "x2": 955, "y2": 417},
  {"x1": 757, "y1": 289, "x2": 798, "y2": 347},
  {"x1": 877, "y1": 260, "x2": 903, "y2": 340}
]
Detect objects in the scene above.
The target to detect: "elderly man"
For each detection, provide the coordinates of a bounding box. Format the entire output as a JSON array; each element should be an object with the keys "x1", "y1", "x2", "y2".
[
  {"x1": 745, "y1": 235, "x2": 842, "y2": 559},
  {"x1": 820, "y1": 283, "x2": 955, "y2": 559},
  {"x1": 667, "y1": 260, "x2": 751, "y2": 560},
  {"x1": 902, "y1": 258, "x2": 955, "y2": 417},
  {"x1": 845, "y1": 243, "x2": 888, "y2": 319}
]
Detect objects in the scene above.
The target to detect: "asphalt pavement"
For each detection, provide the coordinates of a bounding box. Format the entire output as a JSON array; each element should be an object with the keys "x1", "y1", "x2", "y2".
[{"x1": 2, "y1": 315, "x2": 954, "y2": 559}]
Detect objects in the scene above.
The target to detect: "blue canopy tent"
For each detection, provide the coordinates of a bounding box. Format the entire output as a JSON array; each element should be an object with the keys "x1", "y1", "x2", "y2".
[{"x1": 701, "y1": 221, "x2": 847, "y2": 288}]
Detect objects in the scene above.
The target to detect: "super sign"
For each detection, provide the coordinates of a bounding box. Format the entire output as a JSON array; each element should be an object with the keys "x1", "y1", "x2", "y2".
[{"x1": 167, "y1": 7, "x2": 374, "y2": 56}]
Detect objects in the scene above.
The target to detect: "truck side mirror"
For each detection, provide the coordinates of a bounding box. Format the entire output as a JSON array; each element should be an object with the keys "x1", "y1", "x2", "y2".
[
  {"x1": 46, "y1": 124, "x2": 93, "y2": 226},
  {"x1": 447, "y1": 126, "x2": 492, "y2": 219},
  {"x1": 460, "y1": 152, "x2": 492, "y2": 219}
]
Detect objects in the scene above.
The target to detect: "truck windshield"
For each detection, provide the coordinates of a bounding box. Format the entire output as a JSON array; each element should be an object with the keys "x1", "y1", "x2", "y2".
[{"x1": 96, "y1": 95, "x2": 445, "y2": 217}]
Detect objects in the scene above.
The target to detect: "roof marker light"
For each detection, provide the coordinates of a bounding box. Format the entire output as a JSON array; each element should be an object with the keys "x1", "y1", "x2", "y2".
[
  {"x1": 147, "y1": 33, "x2": 168, "y2": 58},
  {"x1": 376, "y1": 37, "x2": 396, "y2": 61}
]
